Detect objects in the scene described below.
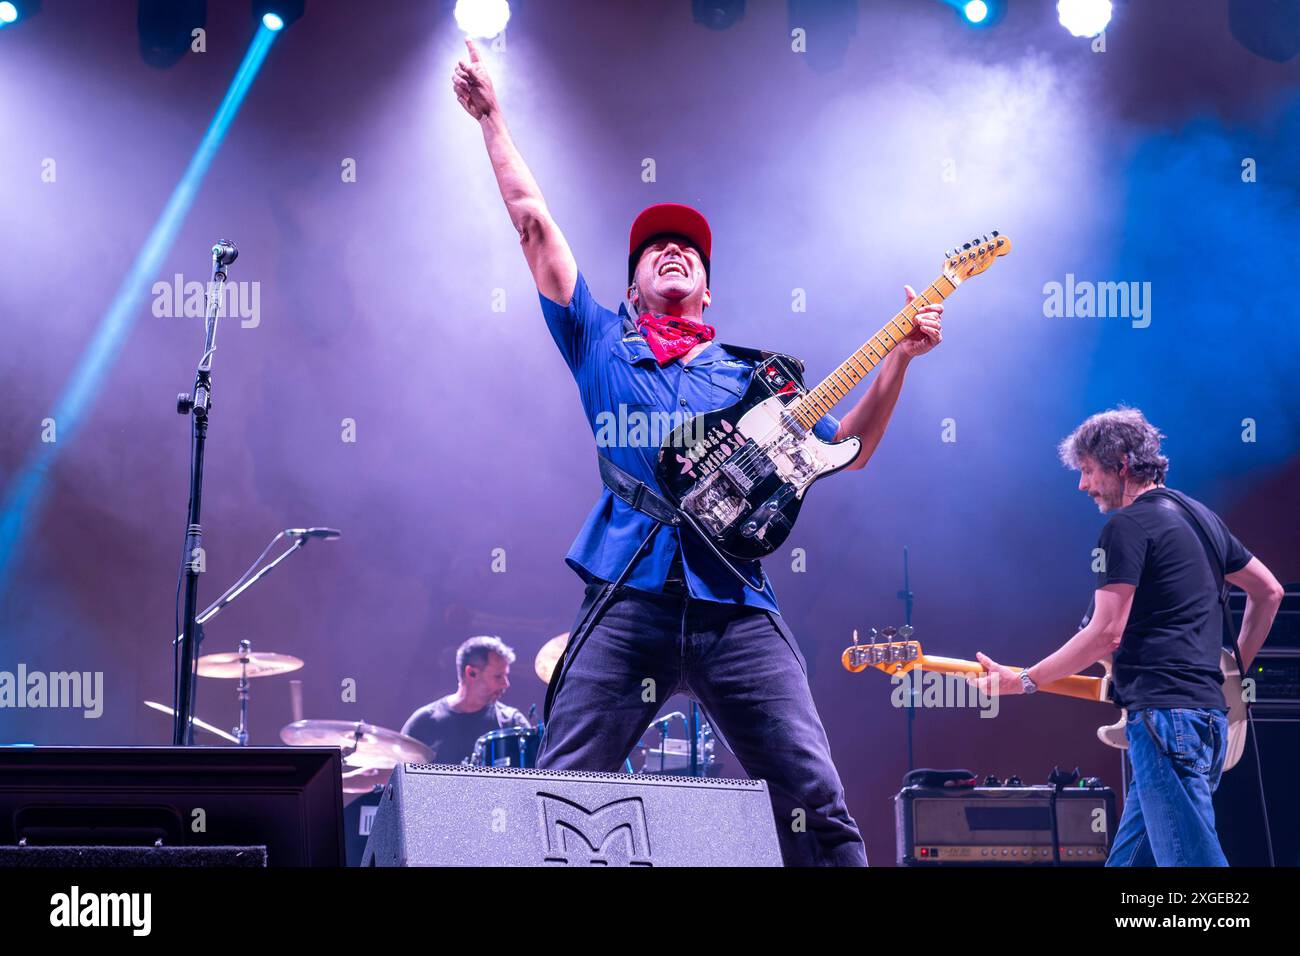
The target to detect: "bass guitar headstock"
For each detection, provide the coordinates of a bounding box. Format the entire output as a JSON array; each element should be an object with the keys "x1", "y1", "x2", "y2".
[{"x1": 840, "y1": 625, "x2": 924, "y2": 675}]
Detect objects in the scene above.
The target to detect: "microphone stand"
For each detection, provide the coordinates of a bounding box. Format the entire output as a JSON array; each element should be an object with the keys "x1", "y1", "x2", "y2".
[
  {"x1": 170, "y1": 530, "x2": 323, "y2": 743},
  {"x1": 173, "y1": 241, "x2": 236, "y2": 746},
  {"x1": 897, "y1": 546, "x2": 916, "y2": 772},
  {"x1": 688, "y1": 701, "x2": 700, "y2": 777}
]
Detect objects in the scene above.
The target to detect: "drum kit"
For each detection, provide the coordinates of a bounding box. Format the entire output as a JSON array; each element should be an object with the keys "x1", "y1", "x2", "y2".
[
  {"x1": 147, "y1": 629, "x2": 721, "y2": 795},
  {"x1": 144, "y1": 639, "x2": 434, "y2": 794}
]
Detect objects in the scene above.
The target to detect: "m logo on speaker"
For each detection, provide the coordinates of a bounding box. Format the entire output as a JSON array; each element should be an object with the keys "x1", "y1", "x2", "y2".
[{"x1": 537, "y1": 793, "x2": 652, "y2": 866}]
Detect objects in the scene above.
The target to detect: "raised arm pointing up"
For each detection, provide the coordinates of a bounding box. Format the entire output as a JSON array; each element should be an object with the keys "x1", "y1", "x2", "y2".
[{"x1": 453, "y1": 38, "x2": 577, "y2": 305}]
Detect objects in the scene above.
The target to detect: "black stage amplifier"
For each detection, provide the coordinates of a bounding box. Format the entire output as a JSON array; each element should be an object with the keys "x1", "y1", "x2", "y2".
[{"x1": 895, "y1": 784, "x2": 1115, "y2": 866}]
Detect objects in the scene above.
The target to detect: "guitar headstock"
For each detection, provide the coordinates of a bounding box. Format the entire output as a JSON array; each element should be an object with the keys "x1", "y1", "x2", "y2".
[
  {"x1": 942, "y1": 230, "x2": 1011, "y2": 287},
  {"x1": 840, "y1": 625, "x2": 924, "y2": 675}
]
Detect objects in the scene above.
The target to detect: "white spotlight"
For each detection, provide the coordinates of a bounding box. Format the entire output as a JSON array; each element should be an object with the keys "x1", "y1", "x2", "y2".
[
  {"x1": 1057, "y1": 0, "x2": 1112, "y2": 38},
  {"x1": 454, "y1": 0, "x2": 511, "y2": 40}
]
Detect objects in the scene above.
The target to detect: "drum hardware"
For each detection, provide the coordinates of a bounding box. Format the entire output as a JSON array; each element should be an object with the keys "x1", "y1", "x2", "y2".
[
  {"x1": 141, "y1": 700, "x2": 239, "y2": 744},
  {"x1": 470, "y1": 727, "x2": 541, "y2": 768},
  {"x1": 635, "y1": 707, "x2": 718, "y2": 776},
  {"x1": 169, "y1": 524, "x2": 336, "y2": 745},
  {"x1": 193, "y1": 643, "x2": 304, "y2": 746}
]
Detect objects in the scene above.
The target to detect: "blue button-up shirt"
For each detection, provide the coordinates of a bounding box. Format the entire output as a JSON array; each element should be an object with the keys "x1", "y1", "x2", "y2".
[{"x1": 539, "y1": 270, "x2": 839, "y2": 612}]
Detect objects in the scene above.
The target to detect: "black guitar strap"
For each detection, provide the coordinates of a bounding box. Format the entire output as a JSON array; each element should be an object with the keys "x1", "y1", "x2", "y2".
[
  {"x1": 597, "y1": 455, "x2": 761, "y2": 592},
  {"x1": 1144, "y1": 486, "x2": 1275, "y2": 866},
  {"x1": 1143, "y1": 488, "x2": 1242, "y2": 673},
  {"x1": 541, "y1": 454, "x2": 760, "y2": 726}
]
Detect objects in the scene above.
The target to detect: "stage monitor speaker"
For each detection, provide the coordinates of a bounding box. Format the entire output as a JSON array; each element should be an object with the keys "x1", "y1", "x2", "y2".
[
  {"x1": 0, "y1": 747, "x2": 344, "y2": 867},
  {"x1": 1215, "y1": 715, "x2": 1300, "y2": 867},
  {"x1": 362, "y1": 763, "x2": 783, "y2": 867}
]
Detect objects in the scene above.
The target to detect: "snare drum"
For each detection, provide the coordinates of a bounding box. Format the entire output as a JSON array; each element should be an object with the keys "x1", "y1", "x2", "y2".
[{"x1": 471, "y1": 727, "x2": 540, "y2": 768}]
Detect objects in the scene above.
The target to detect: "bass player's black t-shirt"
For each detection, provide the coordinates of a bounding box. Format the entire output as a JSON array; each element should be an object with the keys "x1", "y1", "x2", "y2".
[{"x1": 1094, "y1": 488, "x2": 1252, "y2": 711}]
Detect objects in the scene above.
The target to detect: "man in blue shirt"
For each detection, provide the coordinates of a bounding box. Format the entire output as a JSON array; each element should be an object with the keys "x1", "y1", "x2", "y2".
[{"x1": 455, "y1": 40, "x2": 943, "y2": 865}]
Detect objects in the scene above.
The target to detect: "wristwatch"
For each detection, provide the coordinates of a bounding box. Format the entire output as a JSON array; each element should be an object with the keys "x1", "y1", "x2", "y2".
[{"x1": 1018, "y1": 669, "x2": 1039, "y2": 694}]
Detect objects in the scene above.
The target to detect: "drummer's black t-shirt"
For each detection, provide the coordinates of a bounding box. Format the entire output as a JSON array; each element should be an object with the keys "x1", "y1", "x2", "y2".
[{"x1": 400, "y1": 697, "x2": 530, "y2": 765}]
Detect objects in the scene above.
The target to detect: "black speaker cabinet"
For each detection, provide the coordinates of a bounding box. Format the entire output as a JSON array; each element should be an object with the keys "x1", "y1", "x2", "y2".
[
  {"x1": 362, "y1": 764, "x2": 783, "y2": 867},
  {"x1": 0, "y1": 747, "x2": 344, "y2": 867},
  {"x1": 1215, "y1": 715, "x2": 1300, "y2": 867}
]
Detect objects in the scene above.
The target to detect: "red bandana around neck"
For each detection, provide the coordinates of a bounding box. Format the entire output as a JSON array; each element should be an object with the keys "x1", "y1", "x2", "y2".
[{"x1": 635, "y1": 311, "x2": 717, "y2": 366}]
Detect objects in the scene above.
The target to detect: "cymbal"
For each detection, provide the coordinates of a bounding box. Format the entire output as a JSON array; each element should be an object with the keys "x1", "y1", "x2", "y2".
[
  {"x1": 143, "y1": 700, "x2": 239, "y2": 743},
  {"x1": 341, "y1": 765, "x2": 394, "y2": 794},
  {"x1": 534, "y1": 631, "x2": 569, "y2": 684},
  {"x1": 279, "y1": 719, "x2": 431, "y2": 768},
  {"x1": 196, "y1": 651, "x2": 304, "y2": 679}
]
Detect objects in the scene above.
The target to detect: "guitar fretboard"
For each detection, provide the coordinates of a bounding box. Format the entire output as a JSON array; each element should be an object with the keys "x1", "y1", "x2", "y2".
[{"x1": 792, "y1": 273, "x2": 958, "y2": 430}]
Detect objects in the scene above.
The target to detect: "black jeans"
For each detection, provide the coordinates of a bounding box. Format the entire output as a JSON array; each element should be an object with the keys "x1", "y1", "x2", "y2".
[{"x1": 537, "y1": 582, "x2": 868, "y2": 866}]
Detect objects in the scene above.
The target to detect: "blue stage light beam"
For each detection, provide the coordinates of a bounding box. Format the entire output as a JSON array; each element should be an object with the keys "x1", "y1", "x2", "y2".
[{"x1": 0, "y1": 23, "x2": 281, "y2": 600}]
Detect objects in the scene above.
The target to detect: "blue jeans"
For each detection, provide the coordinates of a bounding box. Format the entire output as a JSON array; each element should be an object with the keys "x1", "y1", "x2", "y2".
[
  {"x1": 1106, "y1": 707, "x2": 1229, "y2": 867},
  {"x1": 537, "y1": 583, "x2": 868, "y2": 866}
]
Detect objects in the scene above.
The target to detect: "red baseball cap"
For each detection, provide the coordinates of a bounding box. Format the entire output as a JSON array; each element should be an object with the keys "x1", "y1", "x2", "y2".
[{"x1": 627, "y1": 202, "x2": 712, "y2": 287}]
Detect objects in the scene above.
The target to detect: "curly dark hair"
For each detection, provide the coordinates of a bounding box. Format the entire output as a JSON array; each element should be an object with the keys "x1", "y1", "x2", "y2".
[{"x1": 1058, "y1": 406, "x2": 1169, "y2": 485}]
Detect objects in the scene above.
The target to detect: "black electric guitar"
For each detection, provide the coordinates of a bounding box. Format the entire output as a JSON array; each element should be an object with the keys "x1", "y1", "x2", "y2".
[{"x1": 655, "y1": 232, "x2": 1012, "y2": 561}]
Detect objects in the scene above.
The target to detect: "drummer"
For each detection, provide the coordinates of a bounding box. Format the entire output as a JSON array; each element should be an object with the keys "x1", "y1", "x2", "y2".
[{"x1": 400, "y1": 635, "x2": 532, "y2": 765}]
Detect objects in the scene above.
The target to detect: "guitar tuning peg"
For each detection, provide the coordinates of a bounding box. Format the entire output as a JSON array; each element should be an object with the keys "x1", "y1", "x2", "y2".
[
  {"x1": 868, "y1": 627, "x2": 879, "y2": 643},
  {"x1": 982, "y1": 234, "x2": 989, "y2": 243},
  {"x1": 900, "y1": 624, "x2": 914, "y2": 638},
  {"x1": 852, "y1": 629, "x2": 860, "y2": 646},
  {"x1": 962, "y1": 242, "x2": 971, "y2": 250},
  {"x1": 991, "y1": 229, "x2": 999, "y2": 237}
]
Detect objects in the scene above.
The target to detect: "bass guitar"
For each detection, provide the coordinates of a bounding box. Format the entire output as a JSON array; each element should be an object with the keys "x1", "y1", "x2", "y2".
[{"x1": 840, "y1": 626, "x2": 1248, "y2": 771}]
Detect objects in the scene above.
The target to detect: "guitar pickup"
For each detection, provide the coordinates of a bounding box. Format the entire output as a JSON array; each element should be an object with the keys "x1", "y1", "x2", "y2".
[{"x1": 722, "y1": 452, "x2": 773, "y2": 495}]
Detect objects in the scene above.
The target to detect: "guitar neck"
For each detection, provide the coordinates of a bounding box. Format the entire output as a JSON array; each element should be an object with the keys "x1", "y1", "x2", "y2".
[
  {"x1": 917, "y1": 655, "x2": 1110, "y2": 704},
  {"x1": 792, "y1": 273, "x2": 957, "y2": 431}
]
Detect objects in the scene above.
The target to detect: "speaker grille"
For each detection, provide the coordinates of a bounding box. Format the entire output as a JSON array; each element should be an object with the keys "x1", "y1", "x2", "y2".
[{"x1": 403, "y1": 762, "x2": 763, "y2": 789}]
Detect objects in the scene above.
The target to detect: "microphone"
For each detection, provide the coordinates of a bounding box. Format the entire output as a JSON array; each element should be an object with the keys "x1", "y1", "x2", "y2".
[
  {"x1": 212, "y1": 239, "x2": 239, "y2": 267},
  {"x1": 646, "y1": 711, "x2": 686, "y2": 732},
  {"x1": 284, "y1": 527, "x2": 341, "y2": 540}
]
